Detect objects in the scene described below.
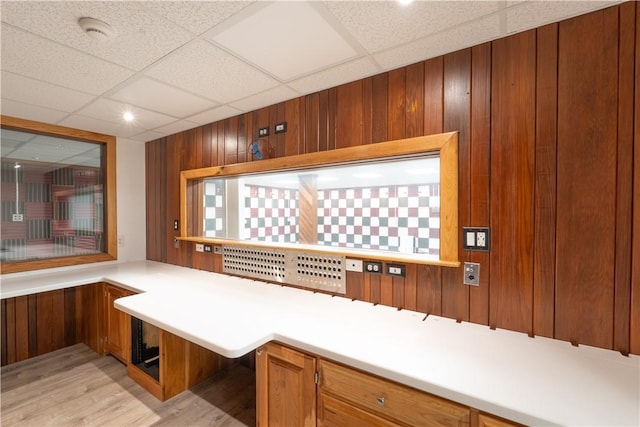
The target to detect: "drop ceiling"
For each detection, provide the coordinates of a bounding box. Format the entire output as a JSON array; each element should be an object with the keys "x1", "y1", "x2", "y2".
[{"x1": 0, "y1": 0, "x2": 620, "y2": 143}]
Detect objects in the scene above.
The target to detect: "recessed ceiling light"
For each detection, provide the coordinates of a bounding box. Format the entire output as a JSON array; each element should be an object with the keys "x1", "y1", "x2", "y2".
[
  {"x1": 78, "y1": 17, "x2": 116, "y2": 42},
  {"x1": 397, "y1": 0, "x2": 414, "y2": 5},
  {"x1": 123, "y1": 111, "x2": 134, "y2": 122}
]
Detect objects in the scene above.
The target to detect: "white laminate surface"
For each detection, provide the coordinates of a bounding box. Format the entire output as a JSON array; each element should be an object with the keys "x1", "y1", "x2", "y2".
[{"x1": 2, "y1": 260, "x2": 639, "y2": 426}]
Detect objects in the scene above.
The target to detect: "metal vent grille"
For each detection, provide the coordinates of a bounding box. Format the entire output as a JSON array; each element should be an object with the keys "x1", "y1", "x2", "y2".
[
  {"x1": 222, "y1": 246, "x2": 286, "y2": 282},
  {"x1": 222, "y1": 245, "x2": 346, "y2": 294}
]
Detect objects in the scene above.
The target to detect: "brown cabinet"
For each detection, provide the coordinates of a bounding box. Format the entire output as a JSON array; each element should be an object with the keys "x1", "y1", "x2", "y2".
[
  {"x1": 318, "y1": 359, "x2": 470, "y2": 427},
  {"x1": 104, "y1": 284, "x2": 133, "y2": 363},
  {"x1": 256, "y1": 342, "x2": 317, "y2": 427},
  {"x1": 127, "y1": 320, "x2": 226, "y2": 401},
  {"x1": 476, "y1": 413, "x2": 522, "y2": 427}
]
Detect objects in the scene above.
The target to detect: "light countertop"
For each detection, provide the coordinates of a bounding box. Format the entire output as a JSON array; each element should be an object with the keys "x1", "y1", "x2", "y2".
[{"x1": 2, "y1": 260, "x2": 639, "y2": 426}]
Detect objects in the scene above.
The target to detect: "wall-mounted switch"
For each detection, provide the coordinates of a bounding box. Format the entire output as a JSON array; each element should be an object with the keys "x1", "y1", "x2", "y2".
[
  {"x1": 204, "y1": 244, "x2": 213, "y2": 253},
  {"x1": 274, "y1": 122, "x2": 287, "y2": 134},
  {"x1": 463, "y1": 262, "x2": 480, "y2": 286},
  {"x1": 463, "y1": 227, "x2": 490, "y2": 251},
  {"x1": 364, "y1": 261, "x2": 382, "y2": 274},
  {"x1": 173, "y1": 219, "x2": 179, "y2": 231},
  {"x1": 386, "y1": 263, "x2": 406, "y2": 277},
  {"x1": 258, "y1": 127, "x2": 269, "y2": 137}
]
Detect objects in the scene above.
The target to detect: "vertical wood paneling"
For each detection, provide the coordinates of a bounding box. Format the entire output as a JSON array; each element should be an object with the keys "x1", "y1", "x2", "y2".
[
  {"x1": 14, "y1": 296, "x2": 29, "y2": 361},
  {"x1": 556, "y1": 8, "x2": 618, "y2": 348},
  {"x1": 405, "y1": 63, "x2": 425, "y2": 138},
  {"x1": 371, "y1": 74, "x2": 389, "y2": 143},
  {"x1": 416, "y1": 264, "x2": 442, "y2": 315},
  {"x1": 533, "y1": 23, "x2": 559, "y2": 339},
  {"x1": 1, "y1": 299, "x2": 7, "y2": 365},
  {"x1": 631, "y1": 2, "x2": 640, "y2": 356},
  {"x1": 336, "y1": 81, "x2": 364, "y2": 148},
  {"x1": 613, "y1": 1, "x2": 635, "y2": 355},
  {"x1": 424, "y1": 57, "x2": 444, "y2": 135},
  {"x1": 490, "y1": 30, "x2": 536, "y2": 335},
  {"x1": 469, "y1": 43, "x2": 491, "y2": 326},
  {"x1": 141, "y1": 3, "x2": 638, "y2": 355},
  {"x1": 28, "y1": 294, "x2": 37, "y2": 357},
  {"x1": 5, "y1": 298, "x2": 16, "y2": 364},
  {"x1": 442, "y1": 49, "x2": 471, "y2": 322},
  {"x1": 64, "y1": 288, "x2": 76, "y2": 347},
  {"x1": 388, "y1": 68, "x2": 406, "y2": 140}
]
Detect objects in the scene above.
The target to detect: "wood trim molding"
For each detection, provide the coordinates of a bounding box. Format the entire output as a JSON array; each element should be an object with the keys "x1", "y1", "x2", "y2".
[
  {"x1": 180, "y1": 132, "x2": 459, "y2": 267},
  {"x1": 1, "y1": 115, "x2": 117, "y2": 274}
]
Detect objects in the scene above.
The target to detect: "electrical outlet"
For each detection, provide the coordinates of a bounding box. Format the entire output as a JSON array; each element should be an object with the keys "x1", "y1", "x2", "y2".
[
  {"x1": 204, "y1": 244, "x2": 213, "y2": 253},
  {"x1": 173, "y1": 219, "x2": 179, "y2": 231},
  {"x1": 118, "y1": 235, "x2": 125, "y2": 247},
  {"x1": 463, "y1": 227, "x2": 490, "y2": 251},
  {"x1": 258, "y1": 127, "x2": 269, "y2": 137},
  {"x1": 345, "y1": 259, "x2": 363, "y2": 272},
  {"x1": 195, "y1": 243, "x2": 204, "y2": 252},
  {"x1": 364, "y1": 261, "x2": 382, "y2": 274},
  {"x1": 274, "y1": 122, "x2": 287, "y2": 134},
  {"x1": 386, "y1": 263, "x2": 406, "y2": 277},
  {"x1": 12, "y1": 213, "x2": 23, "y2": 222}
]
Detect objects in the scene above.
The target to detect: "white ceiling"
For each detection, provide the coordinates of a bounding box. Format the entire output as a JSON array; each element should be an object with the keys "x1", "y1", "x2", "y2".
[{"x1": 0, "y1": 0, "x2": 620, "y2": 143}]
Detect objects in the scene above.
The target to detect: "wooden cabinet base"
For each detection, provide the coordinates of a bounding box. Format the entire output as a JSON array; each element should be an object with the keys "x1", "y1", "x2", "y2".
[{"x1": 128, "y1": 327, "x2": 227, "y2": 401}]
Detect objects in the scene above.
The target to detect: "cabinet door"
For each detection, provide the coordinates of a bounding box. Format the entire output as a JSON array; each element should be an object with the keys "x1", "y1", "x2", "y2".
[
  {"x1": 105, "y1": 284, "x2": 132, "y2": 364},
  {"x1": 477, "y1": 413, "x2": 522, "y2": 427},
  {"x1": 256, "y1": 342, "x2": 316, "y2": 427}
]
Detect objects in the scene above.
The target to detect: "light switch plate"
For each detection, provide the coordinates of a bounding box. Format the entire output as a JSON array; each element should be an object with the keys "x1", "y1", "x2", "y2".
[{"x1": 463, "y1": 227, "x2": 490, "y2": 251}]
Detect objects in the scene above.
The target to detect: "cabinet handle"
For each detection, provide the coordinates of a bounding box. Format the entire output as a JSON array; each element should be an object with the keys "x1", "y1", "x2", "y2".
[
  {"x1": 256, "y1": 348, "x2": 264, "y2": 356},
  {"x1": 376, "y1": 396, "x2": 385, "y2": 406}
]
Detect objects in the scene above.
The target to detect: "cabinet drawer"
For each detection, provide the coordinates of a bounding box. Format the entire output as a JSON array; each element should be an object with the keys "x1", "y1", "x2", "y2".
[
  {"x1": 318, "y1": 391, "x2": 400, "y2": 427},
  {"x1": 318, "y1": 359, "x2": 469, "y2": 427}
]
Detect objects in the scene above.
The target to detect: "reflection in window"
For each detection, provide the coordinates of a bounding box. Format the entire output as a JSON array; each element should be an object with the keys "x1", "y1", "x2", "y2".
[
  {"x1": 202, "y1": 156, "x2": 440, "y2": 257},
  {"x1": 0, "y1": 129, "x2": 105, "y2": 262}
]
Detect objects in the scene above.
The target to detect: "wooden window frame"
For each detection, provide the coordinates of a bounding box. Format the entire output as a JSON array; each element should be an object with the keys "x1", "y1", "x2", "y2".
[
  {"x1": 179, "y1": 132, "x2": 458, "y2": 267},
  {"x1": 1, "y1": 115, "x2": 117, "y2": 274}
]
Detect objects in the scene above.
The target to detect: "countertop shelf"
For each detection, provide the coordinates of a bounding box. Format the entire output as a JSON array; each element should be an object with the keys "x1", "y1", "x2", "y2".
[{"x1": 2, "y1": 260, "x2": 639, "y2": 426}]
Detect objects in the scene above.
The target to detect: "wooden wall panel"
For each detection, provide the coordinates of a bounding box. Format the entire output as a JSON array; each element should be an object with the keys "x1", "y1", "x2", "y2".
[
  {"x1": 336, "y1": 81, "x2": 364, "y2": 149},
  {"x1": 533, "y1": 23, "x2": 558, "y2": 339},
  {"x1": 632, "y1": 1, "x2": 640, "y2": 356},
  {"x1": 613, "y1": 1, "x2": 635, "y2": 355},
  {"x1": 556, "y1": 8, "x2": 618, "y2": 349},
  {"x1": 142, "y1": 3, "x2": 638, "y2": 355},
  {"x1": 469, "y1": 43, "x2": 491, "y2": 326},
  {"x1": 490, "y1": 30, "x2": 536, "y2": 334},
  {"x1": 442, "y1": 49, "x2": 471, "y2": 322}
]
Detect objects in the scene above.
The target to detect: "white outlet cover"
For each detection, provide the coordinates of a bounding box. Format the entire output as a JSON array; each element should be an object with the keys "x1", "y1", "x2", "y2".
[{"x1": 345, "y1": 259, "x2": 363, "y2": 272}]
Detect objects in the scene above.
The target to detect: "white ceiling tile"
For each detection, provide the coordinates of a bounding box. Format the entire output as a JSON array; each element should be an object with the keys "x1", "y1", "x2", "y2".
[
  {"x1": 373, "y1": 14, "x2": 503, "y2": 71},
  {"x1": 325, "y1": 1, "x2": 502, "y2": 53},
  {"x1": 154, "y1": 120, "x2": 201, "y2": 136},
  {"x1": 146, "y1": 39, "x2": 279, "y2": 104},
  {"x1": 186, "y1": 105, "x2": 244, "y2": 126},
  {"x1": 1, "y1": 71, "x2": 93, "y2": 113},
  {"x1": 75, "y1": 98, "x2": 176, "y2": 130},
  {"x1": 126, "y1": 130, "x2": 165, "y2": 143},
  {"x1": 207, "y1": 2, "x2": 359, "y2": 81},
  {"x1": 142, "y1": 1, "x2": 253, "y2": 36},
  {"x1": 505, "y1": 1, "x2": 623, "y2": 34},
  {"x1": 288, "y1": 57, "x2": 381, "y2": 95},
  {"x1": 0, "y1": 99, "x2": 70, "y2": 125},
  {"x1": 1, "y1": 23, "x2": 133, "y2": 95},
  {"x1": 229, "y1": 85, "x2": 301, "y2": 113},
  {"x1": 59, "y1": 114, "x2": 145, "y2": 138},
  {"x1": 0, "y1": 1, "x2": 194, "y2": 71},
  {"x1": 110, "y1": 77, "x2": 218, "y2": 118}
]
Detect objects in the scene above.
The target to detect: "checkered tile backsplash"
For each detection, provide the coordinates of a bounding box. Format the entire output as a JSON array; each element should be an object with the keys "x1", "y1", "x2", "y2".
[{"x1": 204, "y1": 182, "x2": 440, "y2": 256}]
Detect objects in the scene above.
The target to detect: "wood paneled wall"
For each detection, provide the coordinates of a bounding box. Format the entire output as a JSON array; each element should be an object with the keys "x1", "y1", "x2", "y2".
[
  {"x1": 145, "y1": 4, "x2": 639, "y2": 355},
  {"x1": 1, "y1": 283, "x2": 104, "y2": 366}
]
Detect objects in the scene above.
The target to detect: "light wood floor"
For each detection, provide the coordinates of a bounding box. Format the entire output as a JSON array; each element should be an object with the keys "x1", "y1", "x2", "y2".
[{"x1": 1, "y1": 344, "x2": 256, "y2": 426}]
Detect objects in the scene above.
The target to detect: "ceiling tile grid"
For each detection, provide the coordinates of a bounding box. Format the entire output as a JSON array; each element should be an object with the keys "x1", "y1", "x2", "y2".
[{"x1": 0, "y1": 0, "x2": 625, "y2": 143}]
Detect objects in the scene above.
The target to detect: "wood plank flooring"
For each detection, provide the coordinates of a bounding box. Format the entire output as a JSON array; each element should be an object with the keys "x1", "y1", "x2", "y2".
[{"x1": 1, "y1": 344, "x2": 256, "y2": 426}]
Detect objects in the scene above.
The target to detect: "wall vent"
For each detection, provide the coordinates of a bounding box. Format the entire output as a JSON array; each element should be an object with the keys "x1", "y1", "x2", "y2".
[{"x1": 222, "y1": 245, "x2": 346, "y2": 294}]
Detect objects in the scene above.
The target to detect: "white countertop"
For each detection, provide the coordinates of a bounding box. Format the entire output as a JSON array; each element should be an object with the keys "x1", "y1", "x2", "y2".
[{"x1": 2, "y1": 260, "x2": 639, "y2": 426}]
